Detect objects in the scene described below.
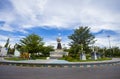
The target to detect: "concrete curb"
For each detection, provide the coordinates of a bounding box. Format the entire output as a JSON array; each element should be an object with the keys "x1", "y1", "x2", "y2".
[{"x1": 0, "y1": 60, "x2": 120, "y2": 68}]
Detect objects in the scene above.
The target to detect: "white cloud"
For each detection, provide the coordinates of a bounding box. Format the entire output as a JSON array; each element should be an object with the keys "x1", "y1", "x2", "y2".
[
  {"x1": 95, "y1": 37, "x2": 109, "y2": 48},
  {"x1": 0, "y1": 0, "x2": 118, "y2": 32},
  {"x1": 94, "y1": 32, "x2": 120, "y2": 48},
  {"x1": 0, "y1": 0, "x2": 120, "y2": 47},
  {"x1": 0, "y1": 35, "x2": 9, "y2": 41},
  {"x1": 0, "y1": 23, "x2": 14, "y2": 32},
  {"x1": 0, "y1": 35, "x2": 10, "y2": 47},
  {"x1": 44, "y1": 37, "x2": 70, "y2": 49},
  {"x1": 0, "y1": 34, "x2": 25, "y2": 47}
]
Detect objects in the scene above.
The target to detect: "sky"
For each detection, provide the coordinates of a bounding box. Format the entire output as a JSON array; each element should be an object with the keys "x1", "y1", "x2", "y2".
[{"x1": 0, "y1": 0, "x2": 120, "y2": 48}]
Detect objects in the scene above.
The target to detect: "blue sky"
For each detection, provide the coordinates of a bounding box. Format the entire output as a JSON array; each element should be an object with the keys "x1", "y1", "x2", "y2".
[{"x1": 0, "y1": 0, "x2": 120, "y2": 48}]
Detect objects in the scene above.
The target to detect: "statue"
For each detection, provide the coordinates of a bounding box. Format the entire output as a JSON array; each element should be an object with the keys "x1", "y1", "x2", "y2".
[
  {"x1": 56, "y1": 35, "x2": 62, "y2": 49},
  {"x1": 91, "y1": 46, "x2": 97, "y2": 60},
  {"x1": 79, "y1": 44, "x2": 86, "y2": 60},
  {"x1": 14, "y1": 44, "x2": 20, "y2": 57},
  {"x1": 50, "y1": 33, "x2": 68, "y2": 59}
]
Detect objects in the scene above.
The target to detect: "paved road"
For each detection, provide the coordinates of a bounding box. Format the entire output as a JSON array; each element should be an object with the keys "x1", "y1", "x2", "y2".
[{"x1": 0, "y1": 65, "x2": 120, "y2": 79}]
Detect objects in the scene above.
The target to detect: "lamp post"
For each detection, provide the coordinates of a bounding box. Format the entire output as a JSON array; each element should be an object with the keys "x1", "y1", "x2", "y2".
[
  {"x1": 107, "y1": 35, "x2": 111, "y2": 49},
  {"x1": 107, "y1": 35, "x2": 112, "y2": 57}
]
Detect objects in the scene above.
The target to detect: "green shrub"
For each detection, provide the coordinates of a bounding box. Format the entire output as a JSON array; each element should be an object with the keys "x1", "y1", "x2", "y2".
[{"x1": 86, "y1": 54, "x2": 91, "y2": 59}]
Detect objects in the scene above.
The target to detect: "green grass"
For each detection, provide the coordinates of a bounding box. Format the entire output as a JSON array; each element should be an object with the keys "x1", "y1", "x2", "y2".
[
  {"x1": 34, "y1": 57, "x2": 47, "y2": 59},
  {"x1": 5, "y1": 56, "x2": 112, "y2": 62},
  {"x1": 5, "y1": 57, "x2": 27, "y2": 61},
  {"x1": 59, "y1": 57, "x2": 112, "y2": 62},
  {"x1": 5, "y1": 57, "x2": 47, "y2": 61}
]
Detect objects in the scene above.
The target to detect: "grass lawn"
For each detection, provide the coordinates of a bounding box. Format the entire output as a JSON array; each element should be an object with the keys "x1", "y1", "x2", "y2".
[
  {"x1": 5, "y1": 56, "x2": 112, "y2": 62},
  {"x1": 4, "y1": 57, "x2": 27, "y2": 61},
  {"x1": 4, "y1": 57, "x2": 47, "y2": 61},
  {"x1": 59, "y1": 57, "x2": 112, "y2": 62}
]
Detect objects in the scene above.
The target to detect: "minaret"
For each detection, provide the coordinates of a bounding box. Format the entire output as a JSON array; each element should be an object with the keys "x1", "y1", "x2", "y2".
[{"x1": 56, "y1": 33, "x2": 62, "y2": 49}]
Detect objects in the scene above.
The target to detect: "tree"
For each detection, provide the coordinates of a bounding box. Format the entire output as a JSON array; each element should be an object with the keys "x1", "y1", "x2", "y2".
[
  {"x1": 17, "y1": 33, "x2": 44, "y2": 55},
  {"x1": 68, "y1": 26, "x2": 95, "y2": 58},
  {"x1": 4, "y1": 38, "x2": 10, "y2": 48},
  {"x1": 41, "y1": 46, "x2": 54, "y2": 57},
  {"x1": 4, "y1": 38, "x2": 12, "y2": 55},
  {"x1": 105, "y1": 47, "x2": 120, "y2": 57}
]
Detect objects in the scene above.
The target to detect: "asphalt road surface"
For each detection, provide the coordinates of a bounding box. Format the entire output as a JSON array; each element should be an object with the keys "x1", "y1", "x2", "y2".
[{"x1": 0, "y1": 65, "x2": 120, "y2": 79}]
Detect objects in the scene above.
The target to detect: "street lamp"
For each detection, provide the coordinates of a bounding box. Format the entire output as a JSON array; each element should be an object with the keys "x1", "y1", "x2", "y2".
[
  {"x1": 107, "y1": 35, "x2": 111, "y2": 49},
  {"x1": 107, "y1": 35, "x2": 112, "y2": 57}
]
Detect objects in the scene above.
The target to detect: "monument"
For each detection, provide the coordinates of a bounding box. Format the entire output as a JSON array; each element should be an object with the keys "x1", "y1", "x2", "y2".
[
  {"x1": 14, "y1": 49, "x2": 20, "y2": 57},
  {"x1": 91, "y1": 46, "x2": 97, "y2": 60},
  {"x1": 79, "y1": 44, "x2": 86, "y2": 60},
  {"x1": 50, "y1": 34, "x2": 68, "y2": 59},
  {"x1": 80, "y1": 52, "x2": 86, "y2": 60},
  {"x1": 0, "y1": 47, "x2": 8, "y2": 56},
  {"x1": 91, "y1": 52, "x2": 97, "y2": 60}
]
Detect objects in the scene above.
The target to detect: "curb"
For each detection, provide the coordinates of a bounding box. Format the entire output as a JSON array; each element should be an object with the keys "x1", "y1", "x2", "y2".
[{"x1": 0, "y1": 61, "x2": 120, "y2": 68}]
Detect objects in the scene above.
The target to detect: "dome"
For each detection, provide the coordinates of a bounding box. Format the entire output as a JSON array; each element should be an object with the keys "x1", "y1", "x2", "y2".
[{"x1": 57, "y1": 37, "x2": 62, "y2": 42}]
